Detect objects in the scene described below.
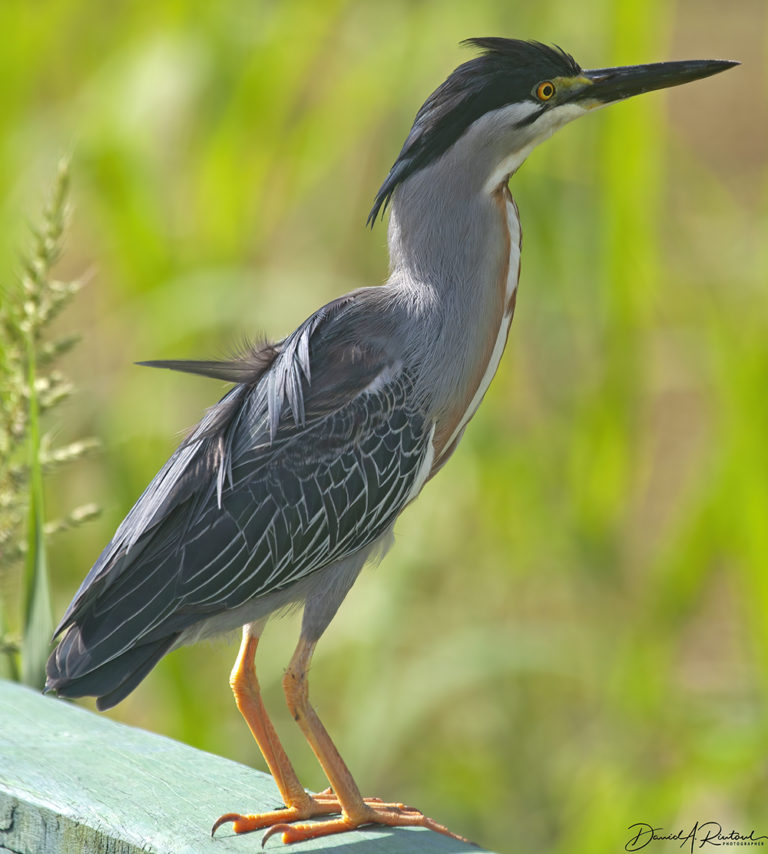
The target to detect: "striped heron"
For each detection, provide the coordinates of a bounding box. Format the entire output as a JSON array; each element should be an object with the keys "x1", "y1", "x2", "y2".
[{"x1": 46, "y1": 38, "x2": 737, "y2": 845}]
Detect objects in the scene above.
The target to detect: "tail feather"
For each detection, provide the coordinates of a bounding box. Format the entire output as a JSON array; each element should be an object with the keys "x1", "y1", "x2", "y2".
[
  {"x1": 136, "y1": 340, "x2": 279, "y2": 384},
  {"x1": 46, "y1": 626, "x2": 177, "y2": 710}
]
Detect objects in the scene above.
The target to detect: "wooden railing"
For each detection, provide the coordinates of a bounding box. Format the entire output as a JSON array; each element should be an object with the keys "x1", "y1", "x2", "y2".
[{"x1": 0, "y1": 680, "x2": 488, "y2": 853}]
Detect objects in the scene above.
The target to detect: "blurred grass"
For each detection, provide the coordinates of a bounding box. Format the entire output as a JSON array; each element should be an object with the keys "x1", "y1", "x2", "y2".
[
  {"x1": 1, "y1": 161, "x2": 99, "y2": 687},
  {"x1": 0, "y1": 1, "x2": 765, "y2": 851}
]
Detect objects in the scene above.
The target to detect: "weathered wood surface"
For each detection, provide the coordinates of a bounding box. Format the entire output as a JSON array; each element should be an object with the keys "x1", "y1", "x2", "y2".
[{"x1": 0, "y1": 680, "x2": 487, "y2": 854}]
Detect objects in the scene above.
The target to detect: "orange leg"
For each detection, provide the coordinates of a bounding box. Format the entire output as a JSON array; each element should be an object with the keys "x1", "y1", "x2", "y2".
[
  {"x1": 211, "y1": 625, "x2": 340, "y2": 835},
  {"x1": 259, "y1": 635, "x2": 468, "y2": 846}
]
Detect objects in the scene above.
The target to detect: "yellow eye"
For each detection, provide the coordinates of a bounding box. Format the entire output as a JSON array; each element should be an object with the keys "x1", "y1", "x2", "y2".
[{"x1": 535, "y1": 80, "x2": 556, "y2": 101}]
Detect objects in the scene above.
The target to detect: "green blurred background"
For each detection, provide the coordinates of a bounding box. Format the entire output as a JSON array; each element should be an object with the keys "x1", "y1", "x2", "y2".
[{"x1": 1, "y1": 0, "x2": 766, "y2": 851}]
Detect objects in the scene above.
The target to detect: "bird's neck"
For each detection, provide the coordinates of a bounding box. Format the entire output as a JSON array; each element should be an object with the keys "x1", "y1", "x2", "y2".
[
  {"x1": 386, "y1": 166, "x2": 512, "y2": 290},
  {"x1": 385, "y1": 164, "x2": 522, "y2": 454}
]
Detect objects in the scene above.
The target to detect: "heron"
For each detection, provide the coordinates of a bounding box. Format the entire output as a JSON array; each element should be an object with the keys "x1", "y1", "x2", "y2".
[{"x1": 46, "y1": 38, "x2": 737, "y2": 845}]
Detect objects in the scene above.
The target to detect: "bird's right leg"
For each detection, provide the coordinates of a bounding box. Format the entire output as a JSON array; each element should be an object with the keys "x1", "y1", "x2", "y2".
[{"x1": 211, "y1": 623, "x2": 339, "y2": 835}]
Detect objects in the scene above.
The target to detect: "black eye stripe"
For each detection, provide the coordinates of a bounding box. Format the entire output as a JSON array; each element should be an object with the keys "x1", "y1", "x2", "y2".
[{"x1": 516, "y1": 105, "x2": 546, "y2": 127}]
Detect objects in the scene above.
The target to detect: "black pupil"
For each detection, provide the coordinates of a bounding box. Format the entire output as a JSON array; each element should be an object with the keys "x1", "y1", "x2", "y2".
[{"x1": 542, "y1": 84, "x2": 552, "y2": 97}]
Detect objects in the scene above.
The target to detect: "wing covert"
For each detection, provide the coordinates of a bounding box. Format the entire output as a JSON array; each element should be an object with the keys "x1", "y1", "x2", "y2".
[
  {"x1": 53, "y1": 291, "x2": 432, "y2": 672},
  {"x1": 175, "y1": 365, "x2": 427, "y2": 613}
]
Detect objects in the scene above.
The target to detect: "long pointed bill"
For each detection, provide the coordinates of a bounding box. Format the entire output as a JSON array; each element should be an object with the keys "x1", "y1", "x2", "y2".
[{"x1": 574, "y1": 58, "x2": 738, "y2": 106}]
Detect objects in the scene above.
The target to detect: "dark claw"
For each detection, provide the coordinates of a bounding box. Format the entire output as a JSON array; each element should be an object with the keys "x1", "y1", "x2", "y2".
[
  {"x1": 261, "y1": 823, "x2": 291, "y2": 848},
  {"x1": 211, "y1": 813, "x2": 239, "y2": 836}
]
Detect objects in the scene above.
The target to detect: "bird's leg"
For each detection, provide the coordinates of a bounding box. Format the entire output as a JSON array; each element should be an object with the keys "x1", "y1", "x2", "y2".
[
  {"x1": 211, "y1": 624, "x2": 340, "y2": 835},
  {"x1": 261, "y1": 633, "x2": 467, "y2": 845}
]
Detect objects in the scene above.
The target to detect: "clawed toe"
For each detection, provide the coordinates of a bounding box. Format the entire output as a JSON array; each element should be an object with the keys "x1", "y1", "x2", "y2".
[
  {"x1": 211, "y1": 797, "x2": 340, "y2": 836},
  {"x1": 212, "y1": 796, "x2": 467, "y2": 845},
  {"x1": 255, "y1": 801, "x2": 468, "y2": 846}
]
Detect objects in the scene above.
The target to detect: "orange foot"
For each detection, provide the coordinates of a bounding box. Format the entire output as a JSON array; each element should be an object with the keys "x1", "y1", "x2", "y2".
[
  {"x1": 212, "y1": 790, "x2": 468, "y2": 846},
  {"x1": 211, "y1": 790, "x2": 338, "y2": 835}
]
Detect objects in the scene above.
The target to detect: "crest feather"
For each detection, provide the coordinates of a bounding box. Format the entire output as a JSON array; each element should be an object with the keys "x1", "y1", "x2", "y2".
[{"x1": 368, "y1": 38, "x2": 581, "y2": 226}]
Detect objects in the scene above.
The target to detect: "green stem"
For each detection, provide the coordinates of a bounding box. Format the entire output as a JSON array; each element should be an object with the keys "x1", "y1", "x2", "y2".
[{"x1": 21, "y1": 329, "x2": 53, "y2": 689}]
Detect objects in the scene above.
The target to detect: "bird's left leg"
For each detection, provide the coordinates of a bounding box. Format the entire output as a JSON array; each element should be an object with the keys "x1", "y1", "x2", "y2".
[
  {"x1": 262, "y1": 632, "x2": 466, "y2": 845},
  {"x1": 211, "y1": 623, "x2": 340, "y2": 835},
  {"x1": 214, "y1": 550, "x2": 375, "y2": 838}
]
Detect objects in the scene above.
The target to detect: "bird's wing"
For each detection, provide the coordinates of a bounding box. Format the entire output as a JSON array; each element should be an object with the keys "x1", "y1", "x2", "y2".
[{"x1": 50, "y1": 292, "x2": 431, "y2": 693}]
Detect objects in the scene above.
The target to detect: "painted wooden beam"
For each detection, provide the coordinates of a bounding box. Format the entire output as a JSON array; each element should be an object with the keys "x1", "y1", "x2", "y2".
[{"x1": 0, "y1": 680, "x2": 488, "y2": 853}]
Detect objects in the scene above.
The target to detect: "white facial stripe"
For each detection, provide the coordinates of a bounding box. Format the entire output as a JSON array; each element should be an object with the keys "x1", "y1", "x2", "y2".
[
  {"x1": 539, "y1": 101, "x2": 591, "y2": 127},
  {"x1": 484, "y1": 100, "x2": 541, "y2": 125},
  {"x1": 483, "y1": 101, "x2": 589, "y2": 192}
]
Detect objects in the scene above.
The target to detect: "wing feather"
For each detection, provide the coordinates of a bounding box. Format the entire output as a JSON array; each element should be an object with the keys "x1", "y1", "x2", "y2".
[{"x1": 47, "y1": 291, "x2": 431, "y2": 704}]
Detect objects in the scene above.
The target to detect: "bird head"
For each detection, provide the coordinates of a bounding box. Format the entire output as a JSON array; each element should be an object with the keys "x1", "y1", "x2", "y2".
[{"x1": 369, "y1": 38, "x2": 737, "y2": 225}]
